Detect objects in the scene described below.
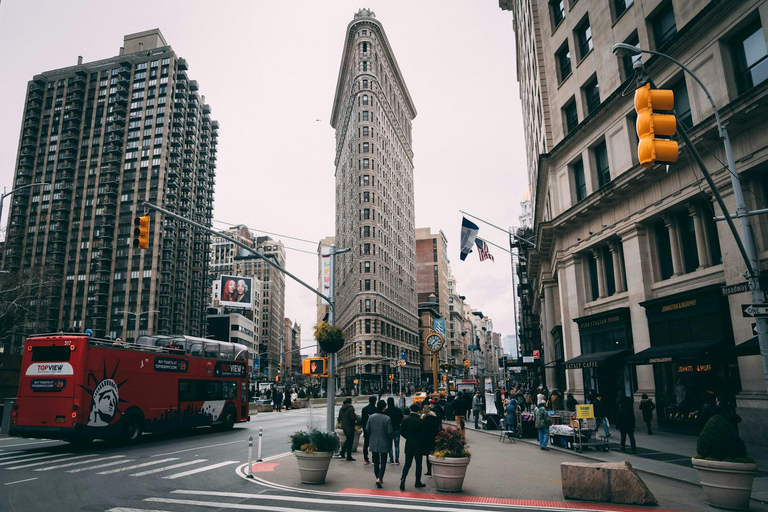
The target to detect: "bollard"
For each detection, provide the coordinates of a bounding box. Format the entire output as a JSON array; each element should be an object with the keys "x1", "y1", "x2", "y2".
[
  {"x1": 257, "y1": 428, "x2": 263, "y2": 462},
  {"x1": 247, "y1": 435, "x2": 254, "y2": 479}
]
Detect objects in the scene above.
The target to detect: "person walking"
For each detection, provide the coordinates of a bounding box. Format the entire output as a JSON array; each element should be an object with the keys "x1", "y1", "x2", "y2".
[
  {"x1": 639, "y1": 393, "x2": 656, "y2": 435},
  {"x1": 421, "y1": 403, "x2": 441, "y2": 477},
  {"x1": 593, "y1": 393, "x2": 610, "y2": 437},
  {"x1": 385, "y1": 396, "x2": 404, "y2": 465},
  {"x1": 616, "y1": 396, "x2": 637, "y2": 454},
  {"x1": 361, "y1": 396, "x2": 378, "y2": 465},
  {"x1": 273, "y1": 388, "x2": 283, "y2": 412},
  {"x1": 338, "y1": 397, "x2": 357, "y2": 461},
  {"x1": 366, "y1": 399, "x2": 393, "y2": 488},
  {"x1": 549, "y1": 389, "x2": 563, "y2": 411},
  {"x1": 452, "y1": 390, "x2": 468, "y2": 438},
  {"x1": 472, "y1": 391, "x2": 483, "y2": 429},
  {"x1": 534, "y1": 400, "x2": 551, "y2": 450},
  {"x1": 565, "y1": 391, "x2": 578, "y2": 412},
  {"x1": 399, "y1": 404, "x2": 426, "y2": 490}
]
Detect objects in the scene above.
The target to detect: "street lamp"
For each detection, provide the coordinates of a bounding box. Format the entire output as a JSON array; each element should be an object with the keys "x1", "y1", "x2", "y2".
[
  {"x1": 612, "y1": 42, "x2": 768, "y2": 393},
  {"x1": 115, "y1": 310, "x2": 160, "y2": 343}
]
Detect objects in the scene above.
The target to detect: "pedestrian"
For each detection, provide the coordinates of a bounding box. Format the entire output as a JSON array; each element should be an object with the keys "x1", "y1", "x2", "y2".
[
  {"x1": 534, "y1": 400, "x2": 551, "y2": 450},
  {"x1": 273, "y1": 388, "x2": 283, "y2": 412},
  {"x1": 385, "y1": 396, "x2": 404, "y2": 465},
  {"x1": 716, "y1": 395, "x2": 742, "y2": 431},
  {"x1": 284, "y1": 389, "x2": 292, "y2": 410},
  {"x1": 593, "y1": 393, "x2": 610, "y2": 437},
  {"x1": 397, "y1": 392, "x2": 406, "y2": 410},
  {"x1": 452, "y1": 389, "x2": 468, "y2": 438},
  {"x1": 472, "y1": 391, "x2": 483, "y2": 429},
  {"x1": 338, "y1": 397, "x2": 357, "y2": 461},
  {"x1": 616, "y1": 396, "x2": 637, "y2": 454},
  {"x1": 565, "y1": 391, "x2": 578, "y2": 412},
  {"x1": 639, "y1": 393, "x2": 656, "y2": 435},
  {"x1": 698, "y1": 394, "x2": 718, "y2": 427},
  {"x1": 399, "y1": 404, "x2": 426, "y2": 490},
  {"x1": 421, "y1": 402, "x2": 441, "y2": 477},
  {"x1": 505, "y1": 394, "x2": 517, "y2": 432},
  {"x1": 366, "y1": 399, "x2": 393, "y2": 488},
  {"x1": 536, "y1": 387, "x2": 546, "y2": 405},
  {"x1": 524, "y1": 389, "x2": 533, "y2": 412},
  {"x1": 361, "y1": 395, "x2": 378, "y2": 465},
  {"x1": 549, "y1": 389, "x2": 563, "y2": 411}
]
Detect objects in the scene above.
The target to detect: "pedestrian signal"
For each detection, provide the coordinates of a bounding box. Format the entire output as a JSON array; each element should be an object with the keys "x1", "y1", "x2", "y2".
[
  {"x1": 133, "y1": 216, "x2": 150, "y2": 249},
  {"x1": 635, "y1": 83, "x2": 678, "y2": 168}
]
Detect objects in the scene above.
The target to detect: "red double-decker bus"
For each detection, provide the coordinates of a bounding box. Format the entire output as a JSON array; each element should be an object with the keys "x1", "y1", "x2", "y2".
[{"x1": 9, "y1": 333, "x2": 250, "y2": 444}]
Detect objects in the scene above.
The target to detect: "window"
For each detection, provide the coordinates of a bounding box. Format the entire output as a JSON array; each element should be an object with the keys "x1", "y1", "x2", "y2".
[
  {"x1": 677, "y1": 210, "x2": 699, "y2": 273},
  {"x1": 602, "y1": 245, "x2": 616, "y2": 296},
  {"x1": 731, "y1": 19, "x2": 768, "y2": 95},
  {"x1": 614, "y1": 0, "x2": 633, "y2": 20},
  {"x1": 362, "y1": 94, "x2": 369, "y2": 105},
  {"x1": 621, "y1": 33, "x2": 641, "y2": 81},
  {"x1": 573, "y1": 160, "x2": 587, "y2": 202},
  {"x1": 364, "y1": 279, "x2": 371, "y2": 291},
  {"x1": 583, "y1": 77, "x2": 600, "y2": 114},
  {"x1": 594, "y1": 141, "x2": 610, "y2": 187},
  {"x1": 556, "y1": 43, "x2": 572, "y2": 83},
  {"x1": 362, "y1": 111, "x2": 369, "y2": 121},
  {"x1": 672, "y1": 79, "x2": 692, "y2": 129},
  {"x1": 587, "y1": 252, "x2": 599, "y2": 301},
  {"x1": 652, "y1": 3, "x2": 677, "y2": 50},
  {"x1": 576, "y1": 17, "x2": 593, "y2": 60},
  {"x1": 653, "y1": 220, "x2": 674, "y2": 280},
  {"x1": 563, "y1": 99, "x2": 578, "y2": 134},
  {"x1": 550, "y1": 0, "x2": 565, "y2": 29}
]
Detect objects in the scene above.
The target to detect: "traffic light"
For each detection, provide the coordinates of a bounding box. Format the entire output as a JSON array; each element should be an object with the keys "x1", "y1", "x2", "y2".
[
  {"x1": 308, "y1": 357, "x2": 326, "y2": 376},
  {"x1": 276, "y1": 375, "x2": 280, "y2": 382},
  {"x1": 634, "y1": 83, "x2": 678, "y2": 168},
  {"x1": 277, "y1": 363, "x2": 281, "y2": 373},
  {"x1": 464, "y1": 360, "x2": 470, "y2": 368},
  {"x1": 133, "y1": 216, "x2": 150, "y2": 249}
]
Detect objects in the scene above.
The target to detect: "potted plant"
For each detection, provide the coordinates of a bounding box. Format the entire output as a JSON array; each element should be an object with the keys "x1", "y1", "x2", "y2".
[
  {"x1": 290, "y1": 429, "x2": 339, "y2": 484},
  {"x1": 336, "y1": 414, "x2": 362, "y2": 452},
  {"x1": 428, "y1": 426, "x2": 471, "y2": 492},
  {"x1": 314, "y1": 321, "x2": 344, "y2": 353},
  {"x1": 692, "y1": 414, "x2": 757, "y2": 509}
]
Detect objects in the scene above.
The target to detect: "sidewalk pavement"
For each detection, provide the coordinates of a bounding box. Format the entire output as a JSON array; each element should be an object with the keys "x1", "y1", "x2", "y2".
[{"x1": 247, "y1": 421, "x2": 768, "y2": 512}]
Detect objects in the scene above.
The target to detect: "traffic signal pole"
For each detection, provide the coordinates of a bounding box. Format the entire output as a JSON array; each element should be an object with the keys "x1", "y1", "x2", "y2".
[{"x1": 617, "y1": 47, "x2": 768, "y2": 394}]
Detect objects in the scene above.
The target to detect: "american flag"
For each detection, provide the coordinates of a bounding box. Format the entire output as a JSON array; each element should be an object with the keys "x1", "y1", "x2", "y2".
[{"x1": 475, "y1": 238, "x2": 494, "y2": 262}]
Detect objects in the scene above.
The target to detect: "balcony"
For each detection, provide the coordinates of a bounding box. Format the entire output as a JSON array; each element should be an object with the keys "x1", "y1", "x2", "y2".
[
  {"x1": 61, "y1": 130, "x2": 78, "y2": 142},
  {"x1": 23, "y1": 119, "x2": 40, "y2": 131},
  {"x1": 112, "y1": 103, "x2": 126, "y2": 115},
  {"x1": 102, "y1": 154, "x2": 122, "y2": 165},
  {"x1": 174, "y1": 100, "x2": 185, "y2": 110},
  {"x1": 107, "y1": 123, "x2": 124, "y2": 135},
  {"x1": 103, "y1": 144, "x2": 122, "y2": 155},
  {"x1": 105, "y1": 134, "x2": 123, "y2": 146},
  {"x1": 21, "y1": 137, "x2": 37, "y2": 149},
  {"x1": 113, "y1": 95, "x2": 127, "y2": 106},
  {"x1": 116, "y1": 66, "x2": 131, "y2": 77},
  {"x1": 114, "y1": 85, "x2": 129, "y2": 97},
  {"x1": 177, "y1": 58, "x2": 188, "y2": 71},
  {"x1": 18, "y1": 157, "x2": 34, "y2": 169}
]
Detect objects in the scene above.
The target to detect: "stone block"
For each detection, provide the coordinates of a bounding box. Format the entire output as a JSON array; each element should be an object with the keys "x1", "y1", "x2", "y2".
[{"x1": 561, "y1": 461, "x2": 657, "y2": 505}]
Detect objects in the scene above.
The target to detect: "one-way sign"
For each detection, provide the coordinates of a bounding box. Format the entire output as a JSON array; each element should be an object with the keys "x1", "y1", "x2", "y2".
[{"x1": 742, "y1": 304, "x2": 768, "y2": 317}]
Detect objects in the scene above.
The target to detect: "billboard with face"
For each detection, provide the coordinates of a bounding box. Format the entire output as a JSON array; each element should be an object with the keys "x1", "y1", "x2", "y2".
[{"x1": 220, "y1": 275, "x2": 253, "y2": 310}]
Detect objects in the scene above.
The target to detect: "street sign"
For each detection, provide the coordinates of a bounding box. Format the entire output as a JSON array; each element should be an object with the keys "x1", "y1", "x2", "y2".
[
  {"x1": 754, "y1": 323, "x2": 759, "y2": 336},
  {"x1": 722, "y1": 282, "x2": 752, "y2": 296},
  {"x1": 576, "y1": 404, "x2": 594, "y2": 419},
  {"x1": 742, "y1": 304, "x2": 768, "y2": 317},
  {"x1": 400, "y1": 350, "x2": 407, "y2": 362},
  {"x1": 533, "y1": 350, "x2": 540, "y2": 359},
  {"x1": 469, "y1": 366, "x2": 477, "y2": 376},
  {"x1": 389, "y1": 360, "x2": 397, "y2": 368},
  {"x1": 522, "y1": 356, "x2": 534, "y2": 363}
]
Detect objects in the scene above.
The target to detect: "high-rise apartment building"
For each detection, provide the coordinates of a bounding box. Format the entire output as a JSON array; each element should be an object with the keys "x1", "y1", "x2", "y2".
[
  {"x1": 505, "y1": 0, "x2": 768, "y2": 444},
  {"x1": 331, "y1": 9, "x2": 420, "y2": 391},
  {"x1": 1, "y1": 29, "x2": 217, "y2": 352}
]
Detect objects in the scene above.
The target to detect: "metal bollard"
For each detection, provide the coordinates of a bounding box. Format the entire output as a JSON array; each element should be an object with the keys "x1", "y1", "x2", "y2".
[
  {"x1": 257, "y1": 428, "x2": 263, "y2": 462},
  {"x1": 247, "y1": 435, "x2": 254, "y2": 479}
]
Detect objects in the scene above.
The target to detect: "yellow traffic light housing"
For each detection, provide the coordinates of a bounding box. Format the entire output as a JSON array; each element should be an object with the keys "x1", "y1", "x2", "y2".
[
  {"x1": 133, "y1": 216, "x2": 150, "y2": 249},
  {"x1": 308, "y1": 357, "x2": 326, "y2": 376},
  {"x1": 635, "y1": 83, "x2": 678, "y2": 168}
]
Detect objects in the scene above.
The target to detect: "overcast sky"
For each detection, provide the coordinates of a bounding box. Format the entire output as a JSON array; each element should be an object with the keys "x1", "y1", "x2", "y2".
[{"x1": 0, "y1": 1, "x2": 528, "y2": 352}]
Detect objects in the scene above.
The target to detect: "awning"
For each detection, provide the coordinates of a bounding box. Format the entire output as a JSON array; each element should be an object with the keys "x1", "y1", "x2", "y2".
[
  {"x1": 734, "y1": 337, "x2": 760, "y2": 357},
  {"x1": 625, "y1": 340, "x2": 721, "y2": 365},
  {"x1": 564, "y1": 349, "x2": 628, "y2": 370}
]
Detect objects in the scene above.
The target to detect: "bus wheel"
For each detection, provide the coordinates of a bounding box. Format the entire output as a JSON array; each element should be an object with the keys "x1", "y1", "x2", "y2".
[
  {"x1": 123, "y1": 415, "x2": 144, "y2": 443},
  {"x1": 221, "y1": 408, "x2": 236, "y2": 430}
]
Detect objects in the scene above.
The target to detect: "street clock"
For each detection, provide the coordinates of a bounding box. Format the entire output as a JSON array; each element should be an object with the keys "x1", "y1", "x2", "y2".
[{"x1": 425, "y1": 331, "x2": 445, "y2": 352}]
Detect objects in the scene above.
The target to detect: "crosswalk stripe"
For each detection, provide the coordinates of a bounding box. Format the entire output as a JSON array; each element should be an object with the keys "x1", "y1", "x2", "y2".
[
  {"x1": 0, "y1": 451, "x2": 22, "y2": 458},
  {"x1": 0, "y1": 452, "x2": 51, "y2": 463},
  {"x1": 6, "y1": 454, "x2": 98, "y2": 470},
  {"x1": 97, "y1": 458, "x2": 179, "y2": 475},
  {"x1": 34, "y1": 455, "x2": 126, "y2": 472},
  {"x1": 106, "y1": 508, "x2": 173, "y2": 512},
  {"x1": 162, "y1": 460, "x2": 238, "y2": 479},
  {"x1": 67, "y1": 458, "x2": 137, "y2": 473},
  {"x1": 129, "y1": 459, "x2": 207, "y2": 477}
]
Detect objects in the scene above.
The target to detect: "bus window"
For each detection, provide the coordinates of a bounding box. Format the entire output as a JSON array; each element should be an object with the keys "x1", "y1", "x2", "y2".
[
  {"x1": 218, "y1": 344, "x2": 234, "y2": 360},
  {"x1": 204, "y1": 382, "x2": 221, "y2": 400},
  {"x1": 203, "y1": 342, "x2": 219, "y2": 359},
  {"x1": 178, "y1": 380, "x2": 196, "y2": 401},
  {"x1": 234, "y1": 349, "x2": 248, "y2": 362},
  {"x1": 188, "y1": 342, "x2": 203, "y2": 357},
  {"x1": 223, "y1": 381, "x2": 236, "y2": 399},
  {"x1": 31, "y1": 346, "x2": 72, "y2": 362}
]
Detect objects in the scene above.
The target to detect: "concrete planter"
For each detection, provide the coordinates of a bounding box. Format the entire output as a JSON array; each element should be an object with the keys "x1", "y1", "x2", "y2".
[
  {"x1": 336, "y1": 429, "x2": 362, "y2": 452},
  {"x1": 294, "y1": 451, "x2": 333, "y2": 484},
  {"x1": 293, "y1": 399, "x2": 309, "y2": 409},
  {"x1": 692, "y1": 458, "x2": 757, "y2": 510},
  {"x1": 428, "y1": 455, "x2": 470, "y2": 492}
]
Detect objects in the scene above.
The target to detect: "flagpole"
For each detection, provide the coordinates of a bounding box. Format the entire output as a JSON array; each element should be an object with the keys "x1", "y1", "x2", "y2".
[
  {"x1": 460, "y1": 210, "x2": 536, "y2": 248},
  {"x1": 478, "y1": 237, "x2": 511, "y2": 255}
]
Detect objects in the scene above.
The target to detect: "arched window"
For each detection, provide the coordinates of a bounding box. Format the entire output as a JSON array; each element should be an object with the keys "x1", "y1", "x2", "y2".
[{"x1": 362, "y1": 94, "x2": 369, "y2": 105}]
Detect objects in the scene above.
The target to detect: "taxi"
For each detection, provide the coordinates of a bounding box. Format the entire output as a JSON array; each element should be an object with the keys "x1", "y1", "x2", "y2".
[{"x1": 412, "y1": 392, "x2": 428, "y2": 405}]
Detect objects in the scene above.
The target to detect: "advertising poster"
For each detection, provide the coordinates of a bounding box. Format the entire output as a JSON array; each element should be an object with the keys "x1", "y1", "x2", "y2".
[{"x1": 220, "y1": 275, "x2": 253, "y2": 310}]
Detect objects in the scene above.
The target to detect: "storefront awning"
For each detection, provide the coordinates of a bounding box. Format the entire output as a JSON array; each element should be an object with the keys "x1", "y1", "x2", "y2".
[
  {"x1": 564, "y1": 349, "x2": 628, "y2": 370},
  {"x1": 625, "y1": 340, "x2": 721, "y2": 365},
  {"x1": 734, "y1": 337, "x2": 760, "y2": 357}
]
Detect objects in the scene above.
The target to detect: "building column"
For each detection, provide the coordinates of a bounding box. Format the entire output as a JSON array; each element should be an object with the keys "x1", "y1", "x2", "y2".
[
  {"x1": 590, "y1": 248, "x2": 607, "y2": 298},
  {"x1": 686, "y1": 202, "x2": 711, "y2": 269},
  {"x1": 543, "y1": 279, "x2": 558, "y2": 389},
  {"x1": 556, "y1": 254, "x2": 585, "y2": 399},
  {"x1": 662, "y1": 213, "x2": 683, "y2": 276},
  {"x1": 608, "y1": 240, "x2": 626, "y2": 293}
]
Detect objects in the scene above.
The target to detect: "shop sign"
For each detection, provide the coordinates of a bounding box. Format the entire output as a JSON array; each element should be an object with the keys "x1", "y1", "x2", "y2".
[
  {"x1": 576, "y1": 404, "x2": 594, "y2": 419},
  {"x1": 579, "y1": 315, "x2": 621, "y2": 329},
  {"x1": 678, "y1": 364, "x2": 713, "y2": 373},
  {"x1": 566, "y1": 360, "x2": 599, "y2": 369},
  {"x1": 649, "y1": 357, "x2": 672, "y2": 363},
  {"x1": 661, "y1": 299, "x2": 697, "y2": 313}
]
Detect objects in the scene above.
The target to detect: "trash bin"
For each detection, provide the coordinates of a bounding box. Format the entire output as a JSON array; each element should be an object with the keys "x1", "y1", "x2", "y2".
[{"x1": 1, "y1": 398, "x2": 16, "y2": 435}]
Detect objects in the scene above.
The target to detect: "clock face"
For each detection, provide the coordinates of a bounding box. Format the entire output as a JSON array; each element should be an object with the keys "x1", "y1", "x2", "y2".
[{"x1": 426, "y1": 334, "x2": 443, "y2": 351}]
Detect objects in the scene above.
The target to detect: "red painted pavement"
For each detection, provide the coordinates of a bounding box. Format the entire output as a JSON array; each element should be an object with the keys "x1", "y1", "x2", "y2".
[
  {"x1": 339, "y1": 488, "x2": 691, "y2": 512},
  {"x1": 250, "y1": 462, "x2": 280, "y2": 473}
]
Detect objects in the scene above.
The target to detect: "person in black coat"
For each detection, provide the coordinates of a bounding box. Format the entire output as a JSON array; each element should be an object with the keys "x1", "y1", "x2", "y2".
[
  {"x1": 452, "y1": 392, "x2": 469, "y2": 438},
  {"x1": 565, "y1": 392, "x2": 578, "y2": 412},
  {"x1": 338, "y1": 398, "x2": 357, "y2": 461},
  {"x1": 421, "y1": 403, "x2": 441, "y2": 477},
  {"x1": 361, "y1": 396, "x2": 378, "y2": 464},
  {"x1": 272, "y1": 389, "x2": 283, "y2": 412},
  {"x1": 399, "y1": 404, "x2": 426, "y2": 490},
  {"x1": 639, "y1": 393, "x2": 656, "y2": 435},
  {"x1": 385, "y1": 396, "x2": 404, "y2": 464},
  {"x1": 616, "y1": 396, "x2": 637, "y2": 454}
]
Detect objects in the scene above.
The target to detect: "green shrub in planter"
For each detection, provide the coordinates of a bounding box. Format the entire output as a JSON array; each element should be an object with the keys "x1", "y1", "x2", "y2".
[
  {"x1": 695, "y1": 415, "x2": 753, "y2": 463},
  {"x1": 431, "y1": 425, "x2": 471, "y2": 458},
  {"x1": 290, "y1": 429, "x2": 339, "y2": 454},
  {"x1": 314, "y1": 321, "x2": 344, "y2": 353}
]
